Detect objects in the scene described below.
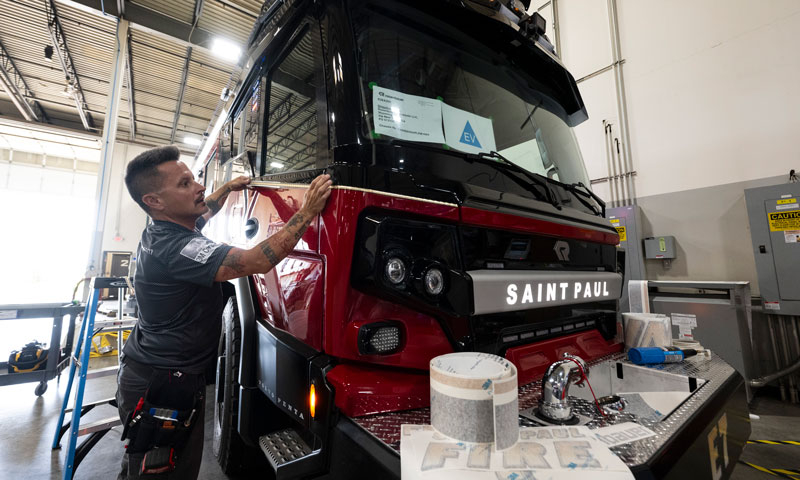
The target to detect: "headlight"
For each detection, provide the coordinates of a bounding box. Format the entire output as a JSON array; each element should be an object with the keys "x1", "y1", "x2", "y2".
[
  {"x1": 385, "y1": 257, "x2": 407, "y2": 285},
  {"x1": 424, "y1": 267, "x2": 445, "y2": 296},
  {"x1": 351, "y1": 214, "x2": 471, "y2": 317}
]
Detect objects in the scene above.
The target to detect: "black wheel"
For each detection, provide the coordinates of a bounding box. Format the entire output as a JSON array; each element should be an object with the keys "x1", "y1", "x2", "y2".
[
  {"x1": 34, "y1": 382, "x2": 47, "y2": 396},
  {"x1": 213, "y1": 297, "x2": 247, "y2": 473}
]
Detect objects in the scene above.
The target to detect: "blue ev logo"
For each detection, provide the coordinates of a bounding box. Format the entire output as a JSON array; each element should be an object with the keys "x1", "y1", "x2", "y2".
[{"x1": 459, "y1": 121, "x2": 482, "y2": 148}]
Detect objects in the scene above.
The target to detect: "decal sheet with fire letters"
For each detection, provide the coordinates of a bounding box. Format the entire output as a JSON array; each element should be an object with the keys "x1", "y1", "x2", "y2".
[{"x1": 401, "y1": 425, "x2": 634, "y2": 479}]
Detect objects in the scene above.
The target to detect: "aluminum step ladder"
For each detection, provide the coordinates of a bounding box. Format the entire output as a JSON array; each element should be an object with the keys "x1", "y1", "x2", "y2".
[{"x1": 51, "y1": 277, "x2": 134, "y2": 480}]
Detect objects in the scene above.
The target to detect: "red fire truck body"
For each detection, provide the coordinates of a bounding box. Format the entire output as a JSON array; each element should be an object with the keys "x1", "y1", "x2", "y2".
[{"x1": 196, "y1": 1, "x2": 747, "y2": 478}]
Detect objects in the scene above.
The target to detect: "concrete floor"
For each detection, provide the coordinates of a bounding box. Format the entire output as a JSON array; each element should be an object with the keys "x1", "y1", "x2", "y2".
[
  {"x1": 0, "y1": 358, "x2": 798, "y2": 479},
  {"x1": 730, "y1": 392, "x2": 800, "y2": 480},
  {"x1": 0, "y1": 356, "x2": 238, "y2": 480}
]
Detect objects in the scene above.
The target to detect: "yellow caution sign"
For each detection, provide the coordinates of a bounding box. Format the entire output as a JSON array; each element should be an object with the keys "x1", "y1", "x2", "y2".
[
  {"x1": 768, "y1": 211, "x2": 800, "y2": 232},
  {"x1": 608, "y1": 219, "x2": 626, "y2": 243}
]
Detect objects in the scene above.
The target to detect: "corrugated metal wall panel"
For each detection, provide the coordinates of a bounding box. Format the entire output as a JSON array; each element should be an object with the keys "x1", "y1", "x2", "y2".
[
  {"x1": 131, "y1": 63, "x2": 183, "y2": 98},
  {"x1": 136, "y1": 105, "x2": 176, "y2": 124},
  {"x1": 130, "y1": 41, "x2": 187, "y2": 72},
  {"x1": 3, "y1": 59, "x2": 74, "y2": 92},
  {"x1": 134, "y1": 116, "x2": 172, "y2": 132},
  {"x1": 0, "y1": 2, "x2": 50, "y2": 42},
  {"x1": 131, "y1": 0, "x2": 197, "y2": 25},
  {"x1": 0, "y1": 97, "x2": 24, "y2": 121},
  {"x1": 130, "y1": 0, "x2": 196, "y2": 24},
  {"x1": 187, "y1": 62, "x2": 230, "y2": 93},
  {"x1": 55, "y1": 2, "x2": 119, "y2": 34},
  {"x1": 181, "y1": 104, "x2": 214, "y2": 120},
  {"x1": 0, "y1": 0, "x2": 253, "y2": 145},
  {"x1": 176, "y1": 114, "x2": 208, "y2": 132},
  {"x1": 132, "y1": 90, "x2": 180, "y2": 114},
  {"x1": 197, "y1": 1, "x2": 254, "y2": 45},
  {"x1": 227, "y1": 0, "x2": 264, "y2": 16},
  {"x1": 83, "y1": 91, "x2": 112, "y2": 112},
  {"x1": 130, "y1": 30, "x2": 186, "y2": 57},
  {"x1": 181, "y1": 88, "x2": 219, "y2": 110},
  {"x1": 135, "y1": 124, "x2": 172, "y2": 141},
  {"x1": 34, "y1": 101, "x2": 81, "y2": 118},
  {"x1": 190, "y1": 47, "x2": 236, "y2": 70}
]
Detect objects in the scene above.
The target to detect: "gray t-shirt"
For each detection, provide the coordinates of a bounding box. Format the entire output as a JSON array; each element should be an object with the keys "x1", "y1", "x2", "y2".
[{"x1": 123, "y1": 217, "x2": 233, "y2": 373}]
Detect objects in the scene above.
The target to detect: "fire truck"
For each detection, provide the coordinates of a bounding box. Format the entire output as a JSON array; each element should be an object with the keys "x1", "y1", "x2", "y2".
[{"x1": 197, "y1": 0, "x2": 739, "y2": 478}]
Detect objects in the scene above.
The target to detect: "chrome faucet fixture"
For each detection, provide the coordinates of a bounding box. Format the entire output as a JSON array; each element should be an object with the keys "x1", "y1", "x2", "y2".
[{"x1": 537, "y1": 353, "x2": 589, "y2": 424}]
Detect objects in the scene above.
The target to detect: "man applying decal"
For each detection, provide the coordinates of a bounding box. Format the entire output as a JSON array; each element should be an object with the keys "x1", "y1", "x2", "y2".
[{"x1": 119, "y1": 145, "x2": 331, "y2": 479}]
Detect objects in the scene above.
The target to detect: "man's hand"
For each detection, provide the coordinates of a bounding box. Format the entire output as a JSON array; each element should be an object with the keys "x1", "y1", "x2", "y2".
[
  {"x1": 203, "y1": 176, "x2": 251, "y2": 222},
  {"x1": 227, "y1": 176, "x2": 251, "y2": 192},
  {"x1": 300, "y1": 174, "x2": 332, "y2": 216}
]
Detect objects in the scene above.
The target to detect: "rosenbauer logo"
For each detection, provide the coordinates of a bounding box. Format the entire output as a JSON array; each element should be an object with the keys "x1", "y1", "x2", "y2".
[{"x1": 553, "y1": 240, "x2": 570, "y2": 261}]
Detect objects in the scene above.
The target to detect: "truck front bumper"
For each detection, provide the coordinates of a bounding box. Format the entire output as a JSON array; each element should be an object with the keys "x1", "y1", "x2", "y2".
[{"x1": 347, "y1": 353, "x2": 750, "y2": 480}]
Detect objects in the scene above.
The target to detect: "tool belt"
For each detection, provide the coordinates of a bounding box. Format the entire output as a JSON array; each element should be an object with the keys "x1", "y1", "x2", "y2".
[
  {"x1": 7, "y1": 341, "x2": 49, "y2": 373},
  {"x1": 121, "y1": 364, "x2": 204, "y2": 474}
]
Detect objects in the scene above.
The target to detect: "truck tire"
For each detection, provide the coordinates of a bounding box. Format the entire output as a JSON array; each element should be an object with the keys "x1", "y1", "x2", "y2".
[{"x1": 213, "y1": 297, "x2": 247, "y2": 473}]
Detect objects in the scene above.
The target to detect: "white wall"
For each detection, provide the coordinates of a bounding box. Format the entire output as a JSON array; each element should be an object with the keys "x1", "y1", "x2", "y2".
[
  {"x1": 554, "y1": 0, "x2": 800, "y2": 198},
  {"x1": 97, "y1": 144, "x2": 150, "y2": 258},
  {"x1": 619, "y1": 0, "x2": 800, "y2": 197},
  {"x1": 544, "y1": 0, "x2": 800, "y2": 289}
]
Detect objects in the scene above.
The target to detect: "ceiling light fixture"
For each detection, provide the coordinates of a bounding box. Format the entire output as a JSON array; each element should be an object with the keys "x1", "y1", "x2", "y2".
[
  {"x1": 270, "y1": 161, "x2": 284, "y2": 169},
  {"x1": 211, "y1": 38, "x2": 242, "y2": 63},
  {"x1": 44, "y1": 45, "x2": 54, "y2": 62}
]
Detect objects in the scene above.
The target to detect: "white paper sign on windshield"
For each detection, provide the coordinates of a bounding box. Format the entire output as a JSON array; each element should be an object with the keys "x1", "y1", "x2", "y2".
[
  {"x1": 442, "y1": 103, "x2": 496, "y2": 155},
  {"x1": 372, "y1": 86, "x2": 445, "y2": 143}
]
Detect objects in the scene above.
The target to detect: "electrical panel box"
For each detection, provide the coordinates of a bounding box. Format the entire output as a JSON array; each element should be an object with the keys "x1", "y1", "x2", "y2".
[
  {"x1": 607, "y1": 205, "x2": 645, "y2": 312},
  {"x1": 643, "y1": 236, "x2": 676, "y2": 259},
  {"x1": 745, "y1": 183, "x2": 800, "y2": 315}
]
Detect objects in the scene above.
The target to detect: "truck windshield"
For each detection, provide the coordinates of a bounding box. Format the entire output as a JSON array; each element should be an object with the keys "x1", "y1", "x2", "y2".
[{"x1": 352, "y1": 1, "x2": 591, "y2": 189}]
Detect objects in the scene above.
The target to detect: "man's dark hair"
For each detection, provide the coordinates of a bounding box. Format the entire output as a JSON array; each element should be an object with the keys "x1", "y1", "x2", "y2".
[{"x1": 125, "y1": 145, "x2": 181, "y2": 212}]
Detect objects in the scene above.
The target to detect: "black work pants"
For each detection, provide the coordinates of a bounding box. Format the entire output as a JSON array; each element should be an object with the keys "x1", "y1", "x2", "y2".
[{"x1": 116, "y1": 356, "x2": 205, "y2": 480}]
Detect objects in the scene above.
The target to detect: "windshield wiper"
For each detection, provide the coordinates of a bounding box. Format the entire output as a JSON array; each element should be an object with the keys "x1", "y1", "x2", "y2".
[
  {"x1": 561, "y1": 181, "x2": 605, "y2": 217},
  {"x1": 519, "y1": 99, "x2": 543, "y2": 131},
  {"x1": 478, "y1": 150, "x2": 562, "y2": 210}
]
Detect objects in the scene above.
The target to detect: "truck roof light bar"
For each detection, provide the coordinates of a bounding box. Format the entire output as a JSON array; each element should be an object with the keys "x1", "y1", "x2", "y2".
[{"x1": 464, "y1": 0, "x2": 552, "y2": 51}]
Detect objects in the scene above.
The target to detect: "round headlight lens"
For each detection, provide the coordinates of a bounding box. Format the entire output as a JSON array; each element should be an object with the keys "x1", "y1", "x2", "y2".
[
  {"x1": 385, "y1": 257, "x2": 406, "y2": 284},
  {"x1": 424, "y1": 267, "x2": 444, "y2": 295}
]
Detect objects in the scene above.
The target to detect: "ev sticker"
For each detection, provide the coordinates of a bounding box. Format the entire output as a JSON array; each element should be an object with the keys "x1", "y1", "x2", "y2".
[
  {"x1": 442, "y1": 103, "x2": 496, "y2": 154},
  {"x1": 459, "y1": 121, "x2": 482, "y2": 148}
]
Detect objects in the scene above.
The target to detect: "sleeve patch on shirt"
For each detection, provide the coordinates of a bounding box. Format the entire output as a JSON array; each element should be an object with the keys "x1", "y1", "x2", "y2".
[{"x1": 180, "y1": 237, "x2": 222, "y2": 264}]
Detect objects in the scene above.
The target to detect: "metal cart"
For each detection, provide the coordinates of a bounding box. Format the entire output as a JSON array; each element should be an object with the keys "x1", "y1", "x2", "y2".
[{"x1": 0, "y1": 303, "x2": 85, "y2": 395}]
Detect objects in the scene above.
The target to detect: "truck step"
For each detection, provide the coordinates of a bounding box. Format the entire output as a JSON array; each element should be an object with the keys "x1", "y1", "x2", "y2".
[{"x1": 258, "y1": 429, "x2": 313, "y2": 467}]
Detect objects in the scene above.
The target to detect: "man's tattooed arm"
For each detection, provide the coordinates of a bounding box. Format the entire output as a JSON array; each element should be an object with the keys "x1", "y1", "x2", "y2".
[
  {"x1": 220, "y1": 248, "x2": 245, "y2": 273},
  {"x1": 214, "y1": 210, "x2": 312, "y2": 282},
  {"x1": 213, "y1": 173, "x2": 330, "y2": 282},
  {"x1": 253, "y1": 210, "x2": 310, "y2": 270},
  {"x1": 201, "y1": 184, "x2": 232, "y2": 222}
]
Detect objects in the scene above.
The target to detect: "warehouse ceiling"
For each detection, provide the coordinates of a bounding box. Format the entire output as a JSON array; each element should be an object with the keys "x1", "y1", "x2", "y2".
[{"x1": 0, "y1": 0, "x2": 263, "y2": 154}]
